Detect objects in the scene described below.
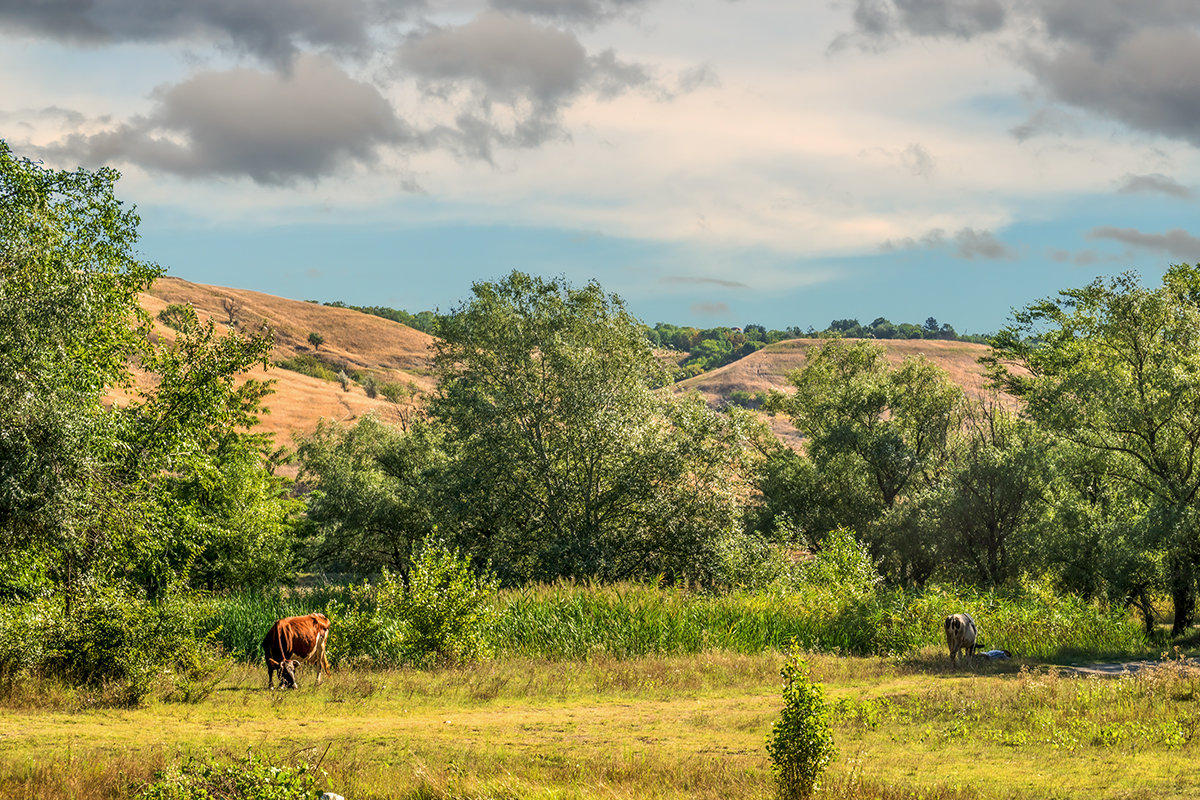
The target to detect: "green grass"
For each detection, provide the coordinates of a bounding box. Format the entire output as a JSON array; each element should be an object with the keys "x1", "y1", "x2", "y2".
[
  {"x1": 208, "y1": 581, "x2": 1150, "y2": 666},
  {"x1": 3, "y1": 652, "x2": 1200, "y2": 799}
]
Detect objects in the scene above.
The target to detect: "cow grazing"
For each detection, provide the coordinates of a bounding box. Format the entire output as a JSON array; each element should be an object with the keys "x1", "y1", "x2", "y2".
[
  {"x1": 944, "y1": 612, "x2": 978, "y2": 664},
  {"x1": 262, "y1": 612, "x2": 331, "y2": 689}
]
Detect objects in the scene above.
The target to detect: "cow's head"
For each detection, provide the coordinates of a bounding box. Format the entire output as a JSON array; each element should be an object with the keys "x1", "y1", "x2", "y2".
[{"x1": 272, "y1": 658, "x2": 301, "y2": 689}]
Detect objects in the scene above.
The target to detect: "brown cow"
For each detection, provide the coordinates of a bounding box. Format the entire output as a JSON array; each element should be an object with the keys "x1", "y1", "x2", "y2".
[
  {"x1": 944, "y1": 612, "x2": 977, "y2": 664},
  {"x1": 262, "y1": 613, "x2": 331, "y2": 689}
]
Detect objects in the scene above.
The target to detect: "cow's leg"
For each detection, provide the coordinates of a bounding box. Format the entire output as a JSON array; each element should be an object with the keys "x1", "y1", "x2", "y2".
[{"x1": 266, "y1": 659, "x2": 276, "y2": 690}]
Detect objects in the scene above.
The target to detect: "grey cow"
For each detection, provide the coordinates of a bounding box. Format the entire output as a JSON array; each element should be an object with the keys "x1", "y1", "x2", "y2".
[{"x1": 944, "y1": 612, "x2": 978, "y2": 663}]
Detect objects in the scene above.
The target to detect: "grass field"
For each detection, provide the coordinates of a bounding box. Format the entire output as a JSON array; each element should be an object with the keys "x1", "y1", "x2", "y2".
[{"x1": 4, "y1": 649, "x2": 1199, "y2": 800}]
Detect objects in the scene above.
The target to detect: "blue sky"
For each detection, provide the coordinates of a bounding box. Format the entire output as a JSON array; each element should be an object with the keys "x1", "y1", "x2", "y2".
[{"x1": 4, "y1": 0, "x2": 1200, "y2": 334}]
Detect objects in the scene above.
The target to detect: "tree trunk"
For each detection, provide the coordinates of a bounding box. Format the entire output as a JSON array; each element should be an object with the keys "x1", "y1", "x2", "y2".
[{"x1": 1169, "y1": 552, "x2": 1195, "y2": 637}]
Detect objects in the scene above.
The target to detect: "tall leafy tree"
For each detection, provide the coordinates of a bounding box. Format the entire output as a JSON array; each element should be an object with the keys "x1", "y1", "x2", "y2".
[
  {"x1": 0, "y1": 141, "x2": 296, "y2": 604},
  {"x1": 987, "y1": 266, "x2": 1200, "y2": 633},
  {"x1": 430, "y1": 271, "x2": 755, "y2": 583},
  {"x1": 771, "y1": 339, "x2": 964, "y2": 583},
  {"x1": 298, "y1": 414, "x2": 446, "y2": 577}
]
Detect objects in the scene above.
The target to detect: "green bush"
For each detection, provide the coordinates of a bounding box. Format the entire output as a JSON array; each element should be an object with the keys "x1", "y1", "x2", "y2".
[
  {"x1": 766, "y1": 646, "x2": 836, "y2": 799},
  {"x1": 0, "y1": 587, "x2": 221, "y2": 706},
  {"x1": 385, "y1": 539, "x2": 500, "y2": 666},
  {"x1": 138, "y1": 752, "x2": 323, "y2": 800},
  {"x1": 274, "y1": 354, "x2": 339, "y2": 382},
  {"x1": 157, "y1": 303, "x2": 194, "y2": 331}
]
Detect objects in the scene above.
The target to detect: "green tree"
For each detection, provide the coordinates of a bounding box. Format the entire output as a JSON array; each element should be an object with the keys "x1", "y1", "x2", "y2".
[
  {"x1": 771, "y1": 339, "x2": 964, "y2": 583},
  {"x1": 298, "y1": 414, "x2": 446, "y2": 576},
  {"x1": 307, "y1": 331, "x2": 324, "y2": 350},
  {"x1": 431, "y1": 271, "x2": 758, "y2": 583},
  {"x1": 988, "y1": 265, "x2": 1200, "y2": 633},
  {"x1": 935, "y1": 402, "x2": 1049, "y2": 586}
]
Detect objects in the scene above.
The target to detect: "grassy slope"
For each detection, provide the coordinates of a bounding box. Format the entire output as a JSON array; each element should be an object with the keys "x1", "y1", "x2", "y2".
[
  {"x1": 674, "y1": 338, "x2": 1005, "y2": 448},
  {"x1": 4, "y1": 654, "x2": 1199, "y2": 800},
  {"x1": 132, "y1": 280, "x2": 1006, "y2": 457},
  {"x1": 131, "y1": 277, "x2": 437, "y2": 454}
]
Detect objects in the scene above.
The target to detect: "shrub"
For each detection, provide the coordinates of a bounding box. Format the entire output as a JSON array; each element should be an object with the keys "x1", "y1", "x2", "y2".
[
  {"x1": 157, "y1": 303, "x2": 194, "y2": 331},
  {"x1": 138, "y1": 752, "x2": 324, "y2": 800},
  {"x1": 0, "y1": 586, "x2": 221, "y2": 706},
  {"x1": 766, "y1": 645, "x2": 836, "y2": 799},
  {"x1": 384, "y1": 539, "x2": 500, "y2": 666},
  {"x1": 800, "y1": 528, "x2": 881, "y2": 596},
  {"x1": 274, "y1": 354, "x2": 338, "y2": 382}
]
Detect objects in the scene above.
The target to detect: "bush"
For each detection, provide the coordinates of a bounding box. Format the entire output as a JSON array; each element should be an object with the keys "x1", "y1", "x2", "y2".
[
  {"x1": 385, "y1": 539, "x2": 500, "y2": 666},
  {"x1": 766, "y1": 645, "x2": 836, "y2": 799},
  {"x1": 274, "y1": 354, "x2": 339, "y2": 382},
  {"x1": 800, "y1": 528, "x2": 881, "y2": 596},
  {"x1": 0, "y1": 586, "x2": 222, "y2": 706},
  {"x1": 157, "y1": 303, "x2": 194, "y2": 331},
  {"x1": 138, "y1": 752, "x2": 324, "y2": 800}
]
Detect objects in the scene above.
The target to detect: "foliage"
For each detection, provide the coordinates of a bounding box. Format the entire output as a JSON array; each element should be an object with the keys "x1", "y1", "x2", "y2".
[
  {"x1": 430, "y1": 271, "x2": 760, "y2": 584},
  {"x1": 934, "y1": 402, "x2": 1050, "y2": 586},
  {"x1": 157, "y1": 303, "x2": 194, "y2": 331},
  {"x1": 298, "y1": 415, "x2": 446, "y2": 575},
  {"x1": 306, "y1": 331, "x2": 324, "y2": 351},
  {"x1": 769, "y1": 339, "x2": 964, "y2": 584},
  {"x1": 766, "y1": 646, "x2": 836, "y2": 799},
  {"x1": 273, "y1": 353, "x2": 339, "y2": 382},
  {"x1": 0, "y1": 586, "x2": 221, "y2": 706},
  {"x1": 138, "y1": 752, "x2": 323, "y2": 800},
  {"x1": 987, "y1": 265, "x2": 1200, "y2": 633},
  {"x1": 322, "y1": 300, "x2": 439, "y2": 334},
  {"x1": 382, "y1": 538, "x2": 500, "y2": 666},
  {"x1": 800, "y1": 528, "x2": 881, "y2": 597}
]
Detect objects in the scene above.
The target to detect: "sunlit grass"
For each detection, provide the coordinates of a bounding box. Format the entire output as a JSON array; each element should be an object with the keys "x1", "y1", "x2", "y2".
[{"x1": 4, "y1": 652, "x2": 1200, "y2": 799}]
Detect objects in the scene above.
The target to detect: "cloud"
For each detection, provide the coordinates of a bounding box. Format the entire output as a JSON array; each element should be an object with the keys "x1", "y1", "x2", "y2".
[
  {"x1": 838, "y1": 2, "x2": 1200, "y2": 150},
  {"x1": 488, "y1": 0, "x2": 652, "y2": 26},
  {"x1": 660, "y1": 276, "x2": 750, "y2": 289},
  {"x1": 396, "y1": 12, "x2": 653, "y2": 159},
  {"x1": 0, "y1": 0, "x2": 409, "y2": 65},
  {"x1": 36, "y1": 55, "x2": 409, "y2": 185},
  {"x1": 1024, "y1": 27, "x2": 1200, "y2": 148},
  {"x1": 1089, "y1": 226, "x2": 1200, "y2": 261},
  {"x1": 837, "y1": 0, "x2": 1006, "y2": 45},
  {"x1": 883, "y1": 227, "x2": 1016, "y2": 259},
  {"x1": 1115, "y1": 173, "x2": 1193, "y2": 199},
  {"x1": 690, "y1": 301, "x2": 730, "y2": 316}
]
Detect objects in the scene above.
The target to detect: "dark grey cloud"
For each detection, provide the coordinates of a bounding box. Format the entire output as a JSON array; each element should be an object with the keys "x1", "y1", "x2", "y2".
[
  {"x1": 1024, "y1": 27, "x2": 1200, "y2": 148},
  {"x1": 839, "y1": 1, "x2": 1200, "y2": 150},
  {"x1": 1036, "y1": 0, "x2": 1200, "y2": 53},
  {"x1": 488, "y1": 0, "x2": 650, "y2": 26},
  {"x1": 37, "y1": 55, "x2": 409, "y2": 185},
  {"x1": 1115, "y1": 173, "x2": 1193, "y2": 199},
  {"x1": 837, "y1": 0, "x2": 1006, "y2": 45},
  {"x1": 396, "y1": 12, "x2": 653, "y2": 159},
  {"x1": 883, "y1": 226, "x2": 1016, "y2": 259},
  {"x1": 660, "y1": 276, "x2": 750, "y2": 289},
  {"x1": 0, "y1": 0, "x2": 414, "y2": 65},
  {"x1": 1089, "y1": 226, "x2": 1200, "y2": 261}
]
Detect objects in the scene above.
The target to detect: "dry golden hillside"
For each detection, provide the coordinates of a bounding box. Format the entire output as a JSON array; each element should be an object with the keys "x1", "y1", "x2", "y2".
[
  {"x1": 131, "y1": 280, "x2": 1004, "y2": 458},
  {"x1": 137, "y1": 277, "x2": 436, "y2": 453},
  {"x1": 674, "y1": 338, "x2": 1004, "y2": 447}
]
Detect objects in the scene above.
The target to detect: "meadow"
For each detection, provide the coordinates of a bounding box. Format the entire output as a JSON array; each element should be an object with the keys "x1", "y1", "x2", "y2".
[
  {"x1": 4, "y1": 650, "x2": 1200, "y2": 800},
  {"x1": 0, "y1": 582, "x2": 1184, "y2": 800}
]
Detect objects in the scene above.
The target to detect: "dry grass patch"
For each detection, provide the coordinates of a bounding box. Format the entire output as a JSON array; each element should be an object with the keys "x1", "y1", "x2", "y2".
[{"x1": 5, "y1": 652, "x2": 1200, "y2": 799}]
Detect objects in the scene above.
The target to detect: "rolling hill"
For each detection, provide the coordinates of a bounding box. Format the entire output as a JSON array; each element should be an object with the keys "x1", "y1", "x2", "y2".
[
  {"x1": 132, "y1": 279, "x2": 1002, "y2": 456},
  {"x1": 134, "y1": 277, "x2": 436, "y2": 454}
]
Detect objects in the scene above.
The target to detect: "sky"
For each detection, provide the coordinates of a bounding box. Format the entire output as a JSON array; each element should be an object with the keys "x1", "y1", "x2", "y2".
[{"x1": 4, "y1": 0, "x2": 1200, "y2": 334}]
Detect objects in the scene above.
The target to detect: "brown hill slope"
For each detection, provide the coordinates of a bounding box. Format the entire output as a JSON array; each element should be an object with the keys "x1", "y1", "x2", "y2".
[
  {"x1": 675, "y1": 338, "x2": 1002, "y2": 447},
  {"x1": 138, "y1": 277, "x2": 436, "y2": 452},
  {"x1": 134, "y1": 280, "x2": 1002, "y2": 457}
]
